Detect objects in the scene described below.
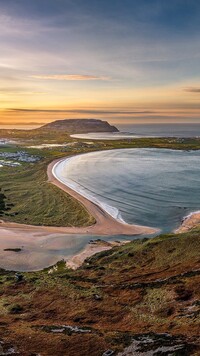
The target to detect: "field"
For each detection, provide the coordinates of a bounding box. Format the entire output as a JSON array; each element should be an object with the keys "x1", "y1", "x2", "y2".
[{"x1": 0, "y1": 158, "x2": 96, "y2": 227}]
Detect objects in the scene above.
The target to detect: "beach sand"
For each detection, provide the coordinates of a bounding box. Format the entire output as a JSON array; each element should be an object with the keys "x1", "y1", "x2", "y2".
[
  {"x1": 175, "y1": 212, "x2": 200, "y2": 233},
  {"x1": 67, "y1": 210, "x2": 200, "y2": 270},
  {"x1": 48, "y1": 157, "x2": 158, "y2": 236},
  {"x1": 66, "y1": 240, "x2": 129, "y2": 269}
]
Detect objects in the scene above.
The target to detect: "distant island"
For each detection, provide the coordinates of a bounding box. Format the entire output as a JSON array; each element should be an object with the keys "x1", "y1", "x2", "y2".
[{"x1": 40, "y1": 118, "x2": 119, "y2": 134}]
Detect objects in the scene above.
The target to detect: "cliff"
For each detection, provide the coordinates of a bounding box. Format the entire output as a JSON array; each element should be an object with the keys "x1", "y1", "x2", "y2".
[{"x1": 41, "y1": 119, "x2": 119, "y2": 134}]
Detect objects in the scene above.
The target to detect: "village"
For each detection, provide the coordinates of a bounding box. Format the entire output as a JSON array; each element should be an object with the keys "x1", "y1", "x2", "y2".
[{"x1": 0, "y1": 151, "x2": 41, "y2": 167}]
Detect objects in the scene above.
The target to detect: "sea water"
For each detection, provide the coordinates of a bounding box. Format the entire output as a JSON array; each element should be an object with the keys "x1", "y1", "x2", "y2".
[
  {"x1": 54, "y1": 148, "x2": 200, "y2": 234},
  {"x1": 117, "y1": 123, "x2": 200, "y2": 137},
  {"x1": 71, "y1": 123, "x2": 200, "y2": 139}
]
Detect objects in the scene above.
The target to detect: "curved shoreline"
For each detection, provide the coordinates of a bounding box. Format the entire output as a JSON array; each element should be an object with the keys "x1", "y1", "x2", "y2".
[
  {"x1": 1, "y1": 151, "x2": 199, "y2": 239},
  {"x1": 0, "y1": 151, "x2": 200, "y2": 271},
  {"x1": 48, "y1": 156, "x2": 158, "y2": 236},
  {"x1": 0, "y1": 153, "x2": 158, "y2": 238},
  {"x1": 52, "y1": 155, "x2": 126, "y2": 223}
]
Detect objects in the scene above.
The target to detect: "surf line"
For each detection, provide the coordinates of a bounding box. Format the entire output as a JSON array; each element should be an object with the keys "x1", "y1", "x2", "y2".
[{"x1": 48, "y1": 153, "x2": 158, "y2": 236}]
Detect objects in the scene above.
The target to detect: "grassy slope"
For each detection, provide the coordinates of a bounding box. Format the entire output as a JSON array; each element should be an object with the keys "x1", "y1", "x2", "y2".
[
  {"x1": 0, "y1": 159, "x2": 95, "y2": 227},
  {"x1": 0, "y1": 229, "x2": 199, "y2": 355}
]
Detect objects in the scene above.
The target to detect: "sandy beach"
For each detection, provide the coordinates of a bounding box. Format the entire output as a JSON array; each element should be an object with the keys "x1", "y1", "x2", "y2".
[
  {"x1": 66, "y1": 239, "x2": 129, "y2": 269},
  {"x1": 175, "y1": 211, "x2": 200, "y2": 233},
  {"x1": 0, "y1": 156, "x2": 157, "y2": 238},
  {"x1": 48, "y1": 157, "x2": 158, "y2": 235},
  {"x1": 67, "y1": 210, "x2": 200, "y2": 270}
]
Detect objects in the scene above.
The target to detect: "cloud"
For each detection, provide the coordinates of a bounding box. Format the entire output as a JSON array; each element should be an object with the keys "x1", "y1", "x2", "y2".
[
  {"x1": 183, "y1": 87, "x2": 200, "y2": 93},
  {"x1": 0, "y1": 87, "x2": 47, "y2": 95},
  {"x1": 8, "y1": 108, "x2": 155, "y2": 115},
  {"x1": 31, "y1": 74, "x2": 110, "y2": 81}
]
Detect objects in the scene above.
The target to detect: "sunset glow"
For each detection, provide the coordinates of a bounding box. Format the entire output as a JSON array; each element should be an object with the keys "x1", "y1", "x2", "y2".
[{"x1": 0, "y1": 0, "x2": 200, "y2": 124}]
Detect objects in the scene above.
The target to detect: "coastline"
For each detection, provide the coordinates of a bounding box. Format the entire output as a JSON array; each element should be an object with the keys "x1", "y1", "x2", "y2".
[
  {"x1": 65, "y1": 239, "x2": 129, "y2": 270},
  {"x1": 175, "y1": 211, "x2": 200, "y2": 233},
  {"x1": 0, "y1": 152, "x2": 157, "y2": 271},
  {"x1": 48, "y1": 156, "x2": 158, "y2": 236},
  {"x1": 52, "y1": 155, "x2": 126, "y2": 223},
  {"x1": 0, "y1": 152, "x2": 158, "y2": 270},
  {"x1": 66, "y1": 210, "x2": 200, "y2": 270},
  {"x1": 0, "y1": 151, "x2": 200, "y2": 271}
]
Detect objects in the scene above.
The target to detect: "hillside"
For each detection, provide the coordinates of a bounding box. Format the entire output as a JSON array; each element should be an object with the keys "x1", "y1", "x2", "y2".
[
  {"x1": 0, "y1": 228, "x2": 199, "y2": 355},
  {"x1": 41, "y1": 119, "x2": 119, "y2": 134}
]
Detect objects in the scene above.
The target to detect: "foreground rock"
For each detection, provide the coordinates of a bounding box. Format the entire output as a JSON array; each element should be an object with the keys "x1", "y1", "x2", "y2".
[{"x1": 117, "y1": 333, "x2": 196, "y2": 355}]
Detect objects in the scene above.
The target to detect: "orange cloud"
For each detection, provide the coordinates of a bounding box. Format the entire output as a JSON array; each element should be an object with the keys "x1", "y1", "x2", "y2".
[
  {"x1": 31, "y1": 74, "x2": 110, "y2": 81},
  {"x1": 183, "y1": 87, "x2": 200, "y2": 93}
]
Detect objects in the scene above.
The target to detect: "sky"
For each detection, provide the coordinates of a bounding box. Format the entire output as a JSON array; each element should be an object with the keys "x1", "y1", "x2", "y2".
[{"x1": 0, "y1": 0, "x2": 200, "y2": 125}]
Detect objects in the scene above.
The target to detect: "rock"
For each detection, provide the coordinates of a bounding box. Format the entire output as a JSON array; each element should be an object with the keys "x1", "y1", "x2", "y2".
[
  {"x1": 94, "y1": 294, "x2": 102, "y2": 301},
  {"x1": 117, "y1": 333, "x2": 195, "y2": 355},
  {"x1": 15, "y1": 273, "x2": 23, "y2": 282},
  {"x1": 4, "y1": 248, "x2": 22, "y2": 253},
  {"x1": 102, "y1": 350, "x2": 115, "y2": 356}
]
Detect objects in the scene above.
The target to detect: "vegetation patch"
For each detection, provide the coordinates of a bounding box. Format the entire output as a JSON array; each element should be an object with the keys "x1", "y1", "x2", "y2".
[
  {"x1": 0, "y1": 189, "x2": 7, "y2": 215},
  {"x1": 0, "y1": 161, "x2": 95, "y2": 227},
  {"x1": 8, "y1": 304, "x2": 24, "y2": 314}
]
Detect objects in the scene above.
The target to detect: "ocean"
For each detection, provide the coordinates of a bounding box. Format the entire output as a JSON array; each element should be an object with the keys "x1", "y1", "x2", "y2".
[
  {"x1": 116, "y1": 123, "x2": 200, "y2": 137},
  {"x1": 71, "y1": 123, "x2": 200, "y2": 139}
]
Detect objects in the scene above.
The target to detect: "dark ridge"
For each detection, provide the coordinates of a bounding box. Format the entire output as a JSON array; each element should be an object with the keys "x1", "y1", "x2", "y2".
[{"x1": 40, "y1": 119, "x2": 119, "y2": 134}]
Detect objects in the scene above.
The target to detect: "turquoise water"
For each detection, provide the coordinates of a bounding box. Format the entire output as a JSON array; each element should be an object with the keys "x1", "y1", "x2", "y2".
[{"x1": 57, "y1": 148, "x2": 200, "y2": 233}]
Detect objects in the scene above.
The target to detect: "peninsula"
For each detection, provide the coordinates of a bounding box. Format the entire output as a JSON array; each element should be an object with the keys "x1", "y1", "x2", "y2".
[{"x1": 41, "y1": 118, "x2": 119, "y2": 134}]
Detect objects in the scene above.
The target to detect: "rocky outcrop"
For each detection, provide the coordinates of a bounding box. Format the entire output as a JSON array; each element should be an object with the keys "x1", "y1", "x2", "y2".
[{"x1": 41, "y1": 119, "x2": 119, "y2": 134}]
